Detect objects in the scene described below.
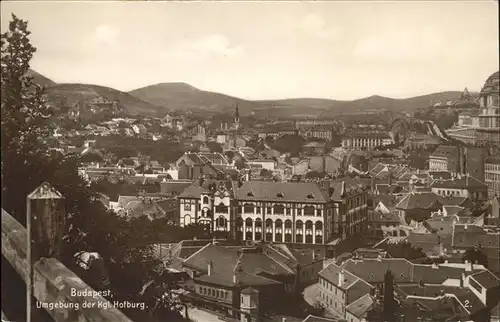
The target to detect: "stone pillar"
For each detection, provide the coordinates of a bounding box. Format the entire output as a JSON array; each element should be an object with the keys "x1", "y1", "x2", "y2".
[
  {"x1": 252, "y1": 220, "x2": 256, "y2": 241},
  {"x1": 303, "y1": 225, "x2": 306, "y2": 244},
  {"x1": 313, "y1": 224, "x2": 316, "y2": 244},
  {"x1": 27, "y1": 182, "x2": 65, "y2": 322}
]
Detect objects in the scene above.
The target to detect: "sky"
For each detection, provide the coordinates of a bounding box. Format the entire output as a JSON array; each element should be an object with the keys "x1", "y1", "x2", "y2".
[{"x1": 1, "y1": 1, "x2": 499, "y2": 100}]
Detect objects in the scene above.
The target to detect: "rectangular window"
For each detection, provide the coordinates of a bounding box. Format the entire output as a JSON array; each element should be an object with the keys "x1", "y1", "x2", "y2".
[
  {"x1": 184, "y1": 204, "x2": 191, "y2": 211},
  {"x1": 256, "y1": 207, "x2": 261, "y2": 214}
]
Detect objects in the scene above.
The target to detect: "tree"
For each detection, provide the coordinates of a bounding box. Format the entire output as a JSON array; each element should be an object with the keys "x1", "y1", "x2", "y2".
[
  {"x1": 1, "y1": 15, "x2": 185, "y2": 321},
  {"x1": 207, "y1": 141, "x2": 223, "y2": 153},
  {"x1": 260, "y1": 168, "x2": 273, "y2": 178},
  {"x1": 380, "y1": 242, "x2": 427, "y2": 260},
  {"x1": 383, "y1": 270, "x2": 398, "y2": 322},
  {"x1": 462, "y1": 247, "x2": 489, "y2": 268},
  {"x1": 271, "y1": 135, "x2": 305, "y2": 155}
]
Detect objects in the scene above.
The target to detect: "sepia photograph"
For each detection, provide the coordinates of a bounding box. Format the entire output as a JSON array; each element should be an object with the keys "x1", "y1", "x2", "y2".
[{"x1": 1, "y1": 1, "x2": 499, "y2": 322}]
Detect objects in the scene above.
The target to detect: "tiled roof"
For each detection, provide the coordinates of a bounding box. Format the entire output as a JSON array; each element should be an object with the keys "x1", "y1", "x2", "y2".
[
  {"x1": 184, "y1": 244, "x2": 294, "y2": 287},
  {"x1": 179, "y1": 179, "x2": 233, "y2": 199},
  {"x1": 443, "y1": 206, "x2": 464, "y2": 217},
  {"x1": 194, "y1": 270, "x2": 281, "y2": 287},
  {"x1": 485, "y1": 156, "x2": 500, "y2": 165},
  {"x1": 346, "y1": 294, "x2": 374, "y2": 318},
  {"x1": 430, "y1": 145, "x2": 458, "y2": 159},
  {"x1": 375, "y1": 184, "x2": 403, "y2": 195},
  {"x1": 469, "y1": 270, "x2": 500, "y2": 289},
  {"x1": 369, "y1": 211, "x2": 400, "y2": 223},
  {"x1": 406, "y1": 233, "x2": 452, "y2": 256},
  {"x1": 318, "y1": 262, "x2": 361, "y2": 290},
  {"x1": 440, "y1": 196, "x2": 472, "y2": 208},
  {"x1": 160, "y1": 181, "x2": 193, "y2": 196},
  {"x1": 394, "y1": 192, "x2": 442, "y2": 210},
  {"x1": 234, "y1": 181, "x2": 330, "y2": 203},
  {"x1": 342, "y1": 258, "x2": 414, "y2": 284},
  {"x1": 429, "y1": 171, "x2": 453, "y2": 180},
  {"x1": 423, "y1": 217, "x2": 455, "y2": 235},
  {"x1": 398, "y1": 284, "x2": 486, "y2": 315},
  {"x1": 302, "y1": 315, "x2": 338, "y2": 322},
  {"x1": 452, "y1": 224, "x2": 500, "y2": 249},
  {"x1": 431, "y1": 176, "x2": 487, "y2": 190}
]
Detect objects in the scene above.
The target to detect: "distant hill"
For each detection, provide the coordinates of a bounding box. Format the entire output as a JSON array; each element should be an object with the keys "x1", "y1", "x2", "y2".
[
  {"x1": 129, "y1": 82, "x2": 467, "y2": 118},
  {"x1": 27, "y1": 69, "x2": 56, "y2": 87},
  {"x1": 129, "y1": 82, "x2": 260, "y2": 115},
  {"x1": 319, "y1": 92, "x2": 466, "y2": 117},
  {"x1": 44, "y1": 83, "x2": 164, "y2": 116}
]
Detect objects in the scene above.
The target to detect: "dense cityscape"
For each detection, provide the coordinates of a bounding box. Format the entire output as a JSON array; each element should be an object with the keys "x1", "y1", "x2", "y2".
[{"x1": 1, "y1": 3, "x2": 499, "y2": 322}]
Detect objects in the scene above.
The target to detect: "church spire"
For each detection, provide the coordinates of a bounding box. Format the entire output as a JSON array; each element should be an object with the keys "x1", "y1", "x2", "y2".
[{"x1": 234, "y1": 104, "x2": 240, "y2": 120}]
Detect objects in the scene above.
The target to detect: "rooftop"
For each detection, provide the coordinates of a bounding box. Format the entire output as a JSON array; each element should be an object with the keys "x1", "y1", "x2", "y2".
[
  {"x1": 345, "y1": 293, "x2": 374, "y2": 318},
  {"x1": 234, "y1": 181, "x2": 330, "y2": 203},
  {"x1": 430, "y1": 145, "x2": 458, "y2": 159},
  {"x1": 394, "y1": 192, "x2": 443, "y2": 211}
]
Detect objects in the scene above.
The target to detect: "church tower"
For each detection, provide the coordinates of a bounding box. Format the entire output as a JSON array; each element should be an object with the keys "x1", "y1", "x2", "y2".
[{"x1": 234, "y1": 104, "x2": 240, "y2": 130}]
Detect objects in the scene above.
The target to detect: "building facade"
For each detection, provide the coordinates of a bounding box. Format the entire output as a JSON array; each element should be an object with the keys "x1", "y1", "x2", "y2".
[
  {"x1": 341, "y1": 133, "x2": 393, "y2": 150},
  {"x1": 485, "y1": 156, "x2": 500, "y2": 198},
  {"x1": 178, "y1": 178, "x2": 369, "y2": 245},
  {"x1": 447, "y1": 71, "x2": 500, "y2": 147}
]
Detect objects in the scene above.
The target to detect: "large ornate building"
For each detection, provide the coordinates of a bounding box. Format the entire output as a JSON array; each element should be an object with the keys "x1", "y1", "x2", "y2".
[
  {"x1": 447, "y1": 71, "x2": 500, "y2": 147},
  {"x1": 178, "y1": 178, "x2": 368, "y2": 246}
]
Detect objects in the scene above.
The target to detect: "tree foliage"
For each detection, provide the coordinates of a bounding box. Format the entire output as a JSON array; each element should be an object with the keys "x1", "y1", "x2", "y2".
[
  {"x1": 462, "y1": 247, "x2": 489, "y2": 268},
  {"x1": 270, "y1": 134, "x2": 305, "y2": 155},
  {"x1": 1, "y1": 15, "x2": 185, "y2": 321},
  {"x1": 383, "y1": 270, "x2": 398, "y2": 322},
  {"x1": 380, "y1": 242, "x2": 427, "y2": 260}
]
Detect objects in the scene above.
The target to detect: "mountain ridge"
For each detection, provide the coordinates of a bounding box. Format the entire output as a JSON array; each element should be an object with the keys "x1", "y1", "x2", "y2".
[{"x1": 28, "y1": 70, "x2": 473, "y2": 117}]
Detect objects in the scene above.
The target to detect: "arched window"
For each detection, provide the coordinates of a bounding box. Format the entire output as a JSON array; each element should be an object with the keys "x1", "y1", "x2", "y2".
[
  {"x1": 255, "y1": 218, "x2": 262, "y2": 227},
  {"x1": 245, "y1": 218, "x2": 253, "y2": 227},
  {"x1": 285, "y1": 220, "x2": 292, "y2": 229},
  {"x1": 266, "y1": 219, "x2": 273, "y2": 228},
  {"x1": 304, "y1": 206, "x2": 315, "y2": 216},
  {"x1": 315, "y1": 221, "x2": 323, "y2": 230},
  {"x1": 203, "y1": 196, "x2": 209, "y2": 204},
  {"x1": 305, "y1": 220, "x2": 313, "y2": 230},
  {"x1": 273, "y1": 204, "x2": 284, "y2": 215},
  {"x1": 275, "y1": 219, "x2": 283, "y2": 229},
  {"x1": 184, "y1": 215, "x2": 191, "y2": 226},
  {"x1": 296, "y1": 220, "x2": 303, "y2": 229},
  {"x1": 215, "y1": 202, "x2": 228, "y2": 214},
  {"x1": 244, "y1": 203, "x2": 255, "y2": 213},
  {"x1": 217, "y1": 216, "x2": 226, "y2": 227}
]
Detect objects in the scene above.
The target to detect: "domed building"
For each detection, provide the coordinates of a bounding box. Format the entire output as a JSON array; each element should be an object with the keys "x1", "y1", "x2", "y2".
[{"x1": 447, "y1": 71, "x2": 500, "y2": 147}]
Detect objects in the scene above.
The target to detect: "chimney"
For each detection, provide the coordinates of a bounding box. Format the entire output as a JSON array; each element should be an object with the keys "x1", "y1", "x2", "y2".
[
  {"x1": 208, "y1": 261, "x2": 213, "y2": 276},
  {"x1": 465, "y1": 260, "x2": 472, "y2": 272},
  {"x1": 338, "y1": 269, "x2": 344, "y2": 287},
  {"x1": 233, "y1": 272, "x2": 237, "y2": 284},
  {"x1": 460, "y1": 273, "x2": 465, "y2": 288}
]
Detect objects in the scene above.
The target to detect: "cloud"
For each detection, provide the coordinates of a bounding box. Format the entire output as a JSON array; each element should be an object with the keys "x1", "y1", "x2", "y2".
[
  {"x1": 172, "y1": 34, "x2": 244, "y2": 61},
  {"x1": 299, "y1": 13, "x2": 342, "y2": 40},
  {"x1": 93, "y1": 25, "x2": 119, "y2": 46},
  {"x1": 353, "y1": 28, "x2": 446, "y2": 61}
]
